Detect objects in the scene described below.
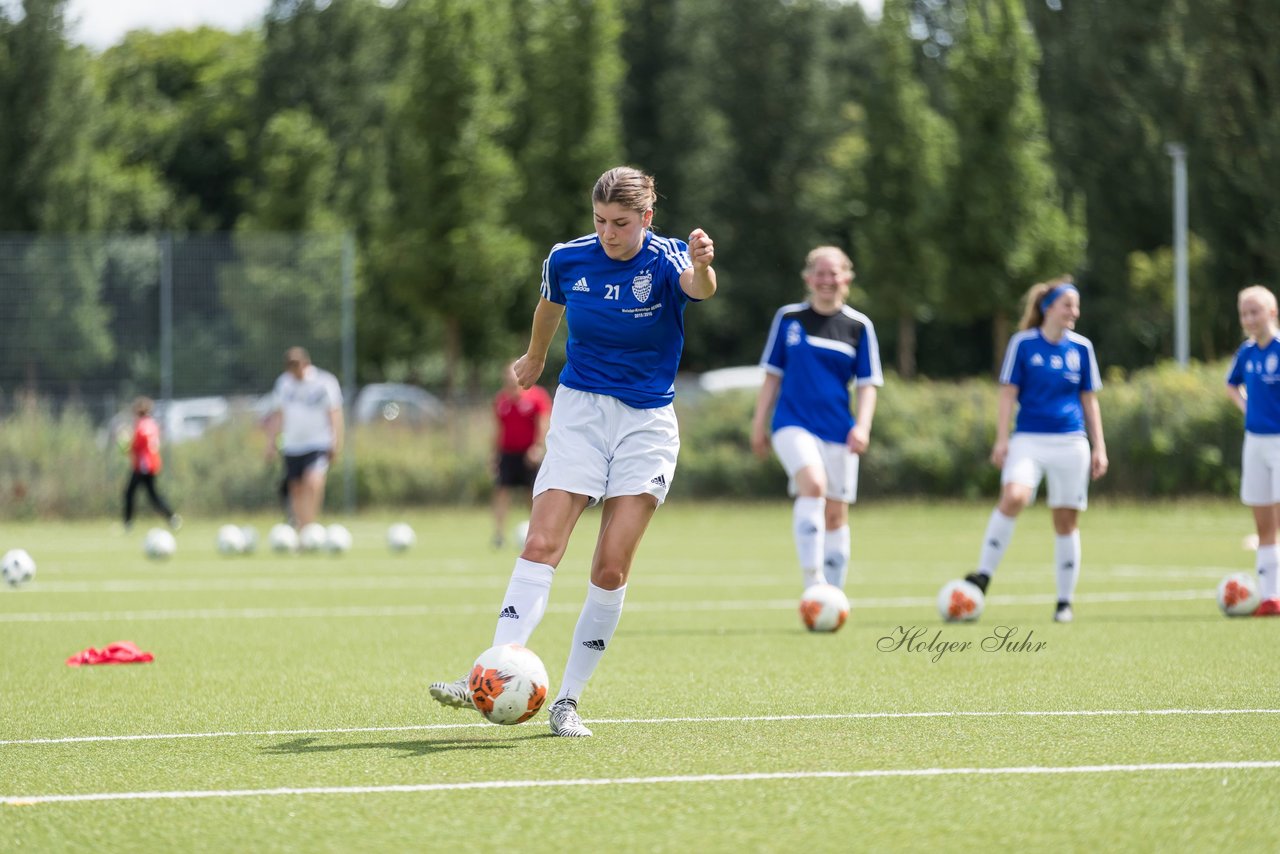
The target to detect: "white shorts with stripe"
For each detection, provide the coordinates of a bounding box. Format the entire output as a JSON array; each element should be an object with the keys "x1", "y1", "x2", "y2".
[
  {"x1": 771, "y1": 425, "x2": 859, "y2": 503},
  {"x1": 533, "y1": 386, "x2": 679, "y2": 507},
  {"x1": 1002, "y1": 433, "x2": 1091, "y2": 510},
  {"x1": 1240, "y1": 432, "x2": 1280, "y2": 506}
]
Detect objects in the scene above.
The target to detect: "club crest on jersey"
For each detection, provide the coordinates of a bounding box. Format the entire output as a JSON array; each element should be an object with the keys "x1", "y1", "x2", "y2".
[
  {"x1": 786, "y1": 321, "x2": 803, "y2": 347},
  {"x1": 1065, "y1": 349, "x2": 1081, "y2": 373},
  {"x1": 631, "y1": 272, "x2": 653, "y2": 303},
  {"x1": 1267, "y1": 354, "x2": 1278, "y2": 375}
]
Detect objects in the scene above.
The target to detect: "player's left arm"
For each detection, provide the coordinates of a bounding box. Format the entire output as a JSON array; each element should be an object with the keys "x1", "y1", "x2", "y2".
[
  {"x1": 1081, "y1": 391, "x2": 1107, "y2": 479},
  {"x1": 680, "y1": 228, "x2": 717, "y2": 300},
  {"x1": 849, "y1": 384, "x2": 878, "y2": 455}
]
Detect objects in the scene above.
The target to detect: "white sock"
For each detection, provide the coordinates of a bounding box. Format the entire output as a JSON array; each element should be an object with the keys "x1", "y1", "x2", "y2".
[
  {"x1": 1055, "y1": 530, "x2": 1081, "y2": 603},
  {"x1": 977, "y1": 509, "x2": 1017, "y2": 576},
  {"x1": 793, "y1": 496, "x2": 825, "y2": 588},
  {"x1": 823, "y1": 525, "x2": 850, "y2": 588},
  {"x1": 491, "y1": 558, "x2": 555, "y2": 647},
  {"x1": 1257, "y1": 544, "x2": 1279, "y2": 599},
  {"x1": 556, "y1": 582, "x2": 626, "y2": 704}
]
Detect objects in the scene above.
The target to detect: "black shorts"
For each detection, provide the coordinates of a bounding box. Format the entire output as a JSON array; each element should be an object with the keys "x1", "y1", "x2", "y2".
[
  {"x1": 284, "y1": 450, "x2": 330, "y2": 484},
  {"x1": 496, "y1": 451, "x2": 537, "y2": 488}
]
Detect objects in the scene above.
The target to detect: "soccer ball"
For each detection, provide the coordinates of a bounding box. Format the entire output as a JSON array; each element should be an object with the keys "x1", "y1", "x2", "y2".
[
  {"x1": 468, "y1": 643, "x2": 550, "y2": 725},
  {"x1": 937, "y1": 579, "x2": 985, "y2": 622},
  {"x1": 239, "y1": 526, "x2": 259, "y2": 554},
  {"x1": 298, "y1": 522, "x2": 328, "y2": 552},
  {"x1": 386, "y1": 522, "x2": 416, "y2": 552},
  {"x1": 268, "y1": 523, "x2": 299, "y2": 554},
  {"x1": 798, "y1": 583, "x2": 850, "y2": 632},
  {"x1": 512, "y1": 520, "x2": 530, "y2": 551},
  {"x1": 1, "y1": 549, "x2": 36, "y2": 587},
  {"x1": 1217, "y1": 572, "x2": 1261, "y2": 617},
  {"x1": 216, "y1": 524, "x2": 247, "y2": 555},
  {"x1": 144, "y1": 528, "x2": 177, "y2": 560},
  {"x1": 325, "y1": 524, "x2": 353, "y2": 554}
]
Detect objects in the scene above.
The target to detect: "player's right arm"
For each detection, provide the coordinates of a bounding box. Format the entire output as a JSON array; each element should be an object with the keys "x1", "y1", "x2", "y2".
[
  {"x1": 514, "y1": 297, "x2": 565, "y2": 389},
  {"x1": 751, "y1": 373, "x2": 782, "y2": 459},
  {"x1": 990, "y1": 384, "x2": 1018, "y2": 468}
]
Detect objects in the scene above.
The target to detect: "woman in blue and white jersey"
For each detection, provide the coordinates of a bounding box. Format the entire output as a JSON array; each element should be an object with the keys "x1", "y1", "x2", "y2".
[
  {"x1": 1225, "y1": 285, "x2": 1280, "y2": 616},
  {"x1": 430, "y1": 166, "x2": 717, "y2": 737},
  {"x1": 965, "y1": 276, "x2": 1107, "y2": 623},
  {"x1": 751, "y1": 246, "x2": 883, "y2": 593}
]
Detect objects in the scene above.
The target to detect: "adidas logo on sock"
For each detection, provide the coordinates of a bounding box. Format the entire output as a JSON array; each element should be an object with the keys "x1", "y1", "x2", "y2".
[
  {"x1": 582, "y1": 639, "x2": 606, "y2": 651},
  {"x1": 572, "y1": 277, "x2": 589, "y2": 292},
  {"x1": 649, "y1": 474, "x2": 666, "y2": 487},
  {"x1": 498, "y1": 605, "x2": 519, "y2": 619}
]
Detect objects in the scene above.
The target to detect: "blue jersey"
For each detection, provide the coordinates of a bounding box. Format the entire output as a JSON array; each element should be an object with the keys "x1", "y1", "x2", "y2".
[
  {"x1": 999, "y1": 329, "x2": 1101, "y2": 435},
  {"x1": 542, "y1": 231, "x2": 695, "y2": 409},
  {"x1": 1226, "y1": 338, "x2": 1280, "y2": 435},
  {"x1": 760, "y1": 303, "x2": 883, "y2": 444}
]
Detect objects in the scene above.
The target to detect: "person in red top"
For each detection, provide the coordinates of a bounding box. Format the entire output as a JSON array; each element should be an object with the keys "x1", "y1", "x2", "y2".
[
  {"x1": 123, "y1": 397, "x2": 180, "y2": 531},
  {"x1": 491, "y1": 361, "x2": 552, "y2": 547}
]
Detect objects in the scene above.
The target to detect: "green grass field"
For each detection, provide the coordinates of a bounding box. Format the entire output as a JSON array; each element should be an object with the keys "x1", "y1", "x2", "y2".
[{"x1": 2, "y1": 500, "x2": 1277, "y2": 851}]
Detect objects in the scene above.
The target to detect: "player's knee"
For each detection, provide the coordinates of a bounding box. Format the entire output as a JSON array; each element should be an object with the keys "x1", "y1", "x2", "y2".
[{"x1": 590, "y1": 565, "x2": 628, "y2": 591}]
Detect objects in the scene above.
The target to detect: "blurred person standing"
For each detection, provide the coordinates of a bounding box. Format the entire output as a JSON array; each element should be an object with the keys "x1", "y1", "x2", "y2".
[
  {"x1": 122, "y1": 396, "x2": 180, "y2": 531},
  {"x1": 750, "y1": 246, "x2": 883, "y2": 594},
  {"x1": 264, "y1": 347, "x2": 343, "y2": 529},
  {"x1": 491, "y1": 361, "x2": 552, "y2": 548}
]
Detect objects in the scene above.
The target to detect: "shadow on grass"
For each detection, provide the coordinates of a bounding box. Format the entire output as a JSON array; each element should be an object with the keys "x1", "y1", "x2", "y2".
[{"x1": 260, "y1": 733, "x2": 550, "y2": 758}]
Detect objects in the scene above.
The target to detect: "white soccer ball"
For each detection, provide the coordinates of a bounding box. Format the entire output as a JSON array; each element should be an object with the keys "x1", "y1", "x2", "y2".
[
  {"x1": 268, "y1": 523, "x2": 299, "y2": 554},
  {"x1": 239, "y1": 526, "x2": 259, "y2": 554},
  {"x1": 325, "y1": 524, "x2": 353, "y2": 554},
  {"x1": 1, "y1": 548, "x2": 36, "y2": 587},
  {"x1": 512, "y1": 519, "x2": 530, "y2": 551},
  {"x1": 937, "y1": 579, "x2": 985, "y2": 623},
  {"x1": 216, "y1": 524, "x2": 247, "y2": 556},
  {"x1": 144, "y1": 528, "x2": 177, "y2": 560},
  {"x1": 298, "y1": 522, "x2": 328, "y2": 552},
  {"x1": 386, "y1": 522, "x2": 416, "y2": 553},
  {"x1": 798, "y1": 583, "x2": 850, "y2": 632},
  {"x1": 469, "y1": 643, "x2": 550, "y2": 725},
  {"x1": 1217, "y1": 572, "x2": 1261, "y2": 617}
]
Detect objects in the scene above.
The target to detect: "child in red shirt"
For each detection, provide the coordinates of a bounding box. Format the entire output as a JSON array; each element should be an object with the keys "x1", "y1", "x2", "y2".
[
  {"x1": 492, "y1": 363, "x2": 552, "y2": 547},
  {"x1": 123, "y1": 397, "x2": 180, "y2": 530}
]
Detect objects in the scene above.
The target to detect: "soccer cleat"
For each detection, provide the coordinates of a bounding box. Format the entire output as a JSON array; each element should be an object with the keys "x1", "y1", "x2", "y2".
[
  {"x1": 548, "y1": 699, "x2": 593, "y2": 737},
  {"x1": 1253, "y1": 598, "x2": 1280, "y2": 617},
  {"x1": 428, "y1": 676, "x2": 475, "y2": 710},
  {"x1": 964, "y1": 572, "x2": 990, "y2": 594},
  {"x1": 1054, "y1": 602, "x2": 1074, "y2": 623}
]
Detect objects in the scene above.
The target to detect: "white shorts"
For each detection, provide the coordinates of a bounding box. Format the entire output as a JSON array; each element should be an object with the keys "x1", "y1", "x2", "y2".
[
  {"x1": 771, "y1": 425, "x2": 859, "y2": 503},
  {"x1": 1240, "y1": 432, "x2": 1280, "y2": 506},
  {"x1": 533, "y1": 387, "x2": 679, "y2": 506},
  {"x1": 1002, "y1": 433, "x2": 1090, "y2": 510}
]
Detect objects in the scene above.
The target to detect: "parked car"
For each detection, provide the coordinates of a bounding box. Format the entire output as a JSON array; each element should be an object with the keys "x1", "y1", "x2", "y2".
[{"x1": 353, "y1": 383, "x2": 445, "y2": 425}]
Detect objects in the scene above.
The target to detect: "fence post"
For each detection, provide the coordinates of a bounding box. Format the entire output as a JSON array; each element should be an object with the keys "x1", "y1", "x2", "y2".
[{"x1": 341, "y1": 232, "x2": 357, "y2": 516}]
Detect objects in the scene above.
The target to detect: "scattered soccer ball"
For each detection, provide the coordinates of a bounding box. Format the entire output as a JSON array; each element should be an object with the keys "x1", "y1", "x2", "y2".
[
  {"x1": 144, "y1": 528, "x2": 177, "y2": 560},
  {"x1": 468, "y1": 643, "x2": 550, "y2": 725},
  {"x1": 1217, "y1": 572, "x2": 1261, "y2": 617},
  {"x1": 798, "y1": 583, "x2": 850, "y2": 632},
  {"x1": 386, "y1": 522, "x2": 416, "y2": 553},
  {"x1": 937, "y1": 579, "x2": 985, "y2": 623},
  {"x1": 512, "y1": 519, "x2": 530, "y2": 551},
  {"x1": 1, "y1": 548, "x2": 36, "y2": 587},
  {"x1": 325, "y1": 524, "x2": 353, "y2": 554},
  {"x1": 298, "y1": 522, "x2": 328, "y2": 553},
  {"x1": 268, "y1": 523, "x2": 299, "y2": 554},
  {"x1": 216, "y1": 524, "x2": 247, "y2": 556},
  {"x1": 239, "y1": 526, "x2": 259, "y2": 554}
]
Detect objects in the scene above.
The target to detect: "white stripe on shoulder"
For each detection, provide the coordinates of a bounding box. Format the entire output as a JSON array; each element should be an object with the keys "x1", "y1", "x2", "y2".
[
  {"x1": 759, "y1": 303, "x2": 808, "y2": 367},
  {"x1": 647, "y1": 234, "x2": 691, "y2": 273},
  {"x1": 548, "y1": 234, "x2": 597, "y2": 255},
  {"x1": 843, "y1": 306, "x2": 884, "y2": 386},
  {"x1": 999, "y1": 330, "x2": 1039, "y2": 384}
]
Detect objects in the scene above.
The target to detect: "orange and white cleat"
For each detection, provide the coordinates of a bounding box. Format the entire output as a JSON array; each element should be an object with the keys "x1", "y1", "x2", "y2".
[{"x1": 1253, "y1": 598, "x2": 1280, "y2": 617}]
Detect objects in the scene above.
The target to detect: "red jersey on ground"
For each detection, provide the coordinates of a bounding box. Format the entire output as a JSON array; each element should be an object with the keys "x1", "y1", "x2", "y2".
[
  {"x1": 493, "y1": 386, "x2": 552, "y2": 453},
  {"x1": 131, "y1": 416, "x2": 163, "y2": 474}
]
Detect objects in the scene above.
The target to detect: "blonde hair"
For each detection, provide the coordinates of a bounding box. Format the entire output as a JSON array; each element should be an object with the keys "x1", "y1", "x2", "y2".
[
  {"x1": 592, "y1": 166, "x2": 657, "y2": 216},
  {"x1": 1017, "y1": 275, "x2": 1076, "y2": 331},
  {"x1": 802, "y1": 246, "x2": 854, "y2": 277},
  {"x1": 1238, "y1": 285, "x2": 1278, "y2": 314}
]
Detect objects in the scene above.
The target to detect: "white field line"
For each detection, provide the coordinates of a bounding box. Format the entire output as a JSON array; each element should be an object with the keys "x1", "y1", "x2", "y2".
[
  {"x1": 5, "y1": 760, "x2": 1280, "y2": 805},
  {"x1": 0, "y1": 589, "x2": 1215, "y2": 624},
  {"x1": 4, "y1": 708, "x2": 1277, "y2": 747}
]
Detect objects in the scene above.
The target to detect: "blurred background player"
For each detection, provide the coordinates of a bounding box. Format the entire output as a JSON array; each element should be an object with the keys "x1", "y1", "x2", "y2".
[
  {"x1": 491, "y1": 360, "x2": 552, "y2": 548},
  {"x1": 965, "y1": 276, "x2": 1108, "y2": 623},
  {"x1": 263, "y1": 346, "x2": 344, "y2": 529},
  {"x1": 1225, "y1": 284, "x2": 1280, "y2": 616},
  {"x1": 751, "y1": 246, "x2": 882, "y2": 593},
  {"x1": 429, "y1": 165, "x2": 716, "y2": 737},
  {"x1": 122, "y1": 396, "x2": 180, "y2": 531}
]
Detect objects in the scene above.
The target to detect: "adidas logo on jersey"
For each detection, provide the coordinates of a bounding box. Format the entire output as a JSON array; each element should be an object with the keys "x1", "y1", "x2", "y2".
[
  {"x1": 1030, "y1": 354, "x2": 1045, "y2": 366},
  {"x1": 572, "y1": 277, "x2": 589, "y2": 292},
  {"x1": 582, "y1": 639, "x2": 606, "y2": 651},
  {"x1": 498, "y1": 605, "x2": 519, "y2": 619},
  {"x1": 649, "y1": 474, "x2": 666, "y2": 487}
]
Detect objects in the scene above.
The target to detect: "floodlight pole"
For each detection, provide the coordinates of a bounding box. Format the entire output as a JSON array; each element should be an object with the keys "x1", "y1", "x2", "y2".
[{"x1": 1165, "y1": 143, "x2": 1189, "y2": 368}]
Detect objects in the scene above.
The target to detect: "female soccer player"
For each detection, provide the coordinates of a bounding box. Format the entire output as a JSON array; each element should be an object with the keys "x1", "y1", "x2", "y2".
[
  {"x1": 750, "y1": 246, "x2": 882, "y2": 592},
  {"x1": 429, "y1": 166, "x2": 717, "y2": 736},
  {"x1": 965, "y1": 276, "x2": 1107, "y2": 623},
  {"x1": 1226, "y1": 285, "x2": 1280, "y2": 616}
]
